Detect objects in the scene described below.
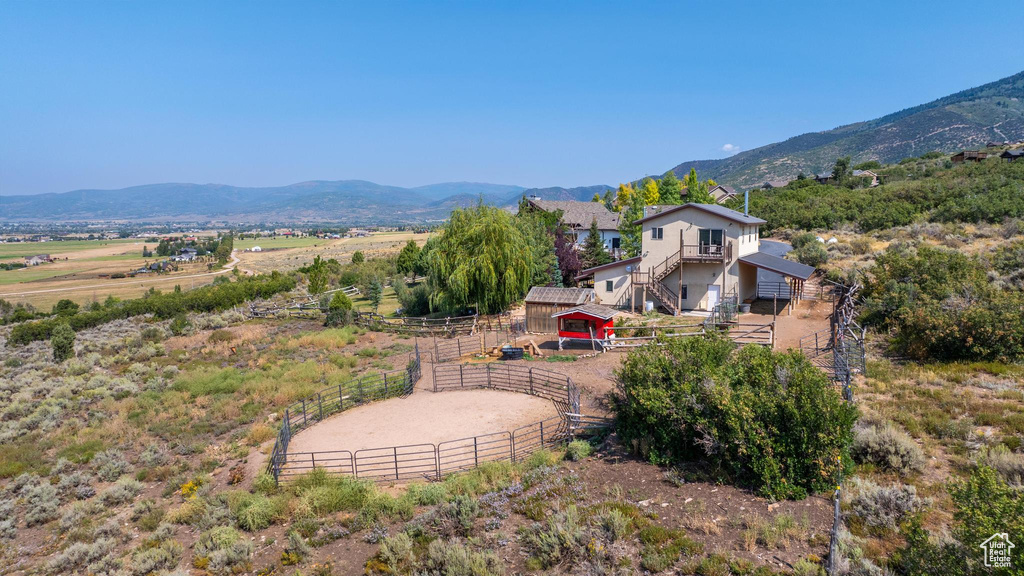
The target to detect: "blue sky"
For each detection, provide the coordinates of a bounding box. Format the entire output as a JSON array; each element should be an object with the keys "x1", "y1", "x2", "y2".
[{"x1": 2, "y1": 1, "x2": 1023, "y2": 195}]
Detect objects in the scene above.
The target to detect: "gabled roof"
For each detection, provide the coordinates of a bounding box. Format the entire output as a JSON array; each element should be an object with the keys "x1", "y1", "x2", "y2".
[
  {"x1": 525, "y1": 286, "x2": 595, "y2": 305},
  {"x1": 738, "y1": 251, "x2": 816, "y2": 281},
  {"x1": 574, "y1": 256, "x2": 642, "y2": 281},
  {"x1": 762, "y1": 180, "x2": 790, "y2": 189},
  {"x1": 633, "y1": 203, "x2": 766, "y2": 226},
  {"x1": 551, "y1": 303, "x2": 620, "y2": 320},
  {"x1": 1001, "y1": 149, "x2": 1024, "y2": 158},
  {"x1": 527, "y1": 200, "x2": 620, "y2": 230}
]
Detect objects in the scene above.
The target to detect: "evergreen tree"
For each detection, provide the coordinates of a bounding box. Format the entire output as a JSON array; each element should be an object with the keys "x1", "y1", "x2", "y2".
[
  {"x1": 581, "y1": 217, "x2": 612, "y2": 269},
  {"x1": 602, "y1": 190, "x2": 615, "y2": 211},
  {"x1": 306, "y1": 255, "x2": 329, "y2": 296},
  {"x1": 832, "y1": 156, "x2": 852, "y2": 185},
  {"x1": 658, "y1": 171, "x2": 684, "y2": 204},
  {"x1": 682, "y1": 168, "x2": 714, "y2": 204},
  {"x1": 619, "y1": 193, "x2": 646, "y2": 258},
  {"x1": 351, "y1": 251, "x2": 365, "y2": 264},
  {"x1": 396, "y1": 239, "x2": 421, "y2": 275},
  {"x1": 367, "y1": 279, "x2": 383, "y2": 312},
  {"x1": 51, "y1": 322, "x2": 75, "y2": 363}
]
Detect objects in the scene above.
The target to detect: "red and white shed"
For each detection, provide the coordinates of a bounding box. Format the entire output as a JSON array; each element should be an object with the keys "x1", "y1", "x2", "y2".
[{"x1": 552, "y1": 304, "x2": 620, "y2": 350}]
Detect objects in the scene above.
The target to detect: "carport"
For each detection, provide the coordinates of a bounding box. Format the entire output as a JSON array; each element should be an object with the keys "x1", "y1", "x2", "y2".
[{"x1": 738, "y1": 251, "x2": 817, "y2": 310}]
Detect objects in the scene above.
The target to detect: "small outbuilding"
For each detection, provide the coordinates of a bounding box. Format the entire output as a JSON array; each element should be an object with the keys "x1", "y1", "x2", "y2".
[
  {"x1": 1000, "y1": 150, "x2": 1024, "y2": 162},
  {"x1": 523, "y1": 286, "x2": 595, "y2": 333},
  {"x1": 552, "y1": 304, "x2": 620, "y2": 350}
]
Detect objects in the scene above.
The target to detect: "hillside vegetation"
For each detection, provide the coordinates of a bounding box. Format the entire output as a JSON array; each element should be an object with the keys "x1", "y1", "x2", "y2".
[{"x1": 669, "y1": 70, "x2": 1024, "y2": 188}]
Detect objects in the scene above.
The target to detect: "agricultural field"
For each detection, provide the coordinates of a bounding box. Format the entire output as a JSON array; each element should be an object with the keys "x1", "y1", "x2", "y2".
[
  {"x1": 0, "y1": 238, "x2": 225, "y2": 311},
  {"x1": 236, "y1": 232, "x2": 430, "y2": 275}
]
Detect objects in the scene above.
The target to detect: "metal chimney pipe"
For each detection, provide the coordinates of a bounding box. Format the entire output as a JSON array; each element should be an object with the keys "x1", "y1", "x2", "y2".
[{"x1": 744, "y1": 189, "x2": 749, "y2": 216}]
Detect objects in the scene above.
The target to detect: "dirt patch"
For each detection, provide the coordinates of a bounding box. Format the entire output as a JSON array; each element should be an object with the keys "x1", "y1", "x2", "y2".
[{"x1": 287, "y1": 388, "x2": 559, "y2": 453}]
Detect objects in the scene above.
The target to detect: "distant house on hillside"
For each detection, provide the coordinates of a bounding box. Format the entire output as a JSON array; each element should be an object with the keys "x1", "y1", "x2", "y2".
[
  {"x1": 524, "y1": 199, "x2": 621, "y2": 255},
  {"x1": 1000, "y1": 150, "x2": 1024, "y2": 162},
  {"x1": 708, "y1": 185, "x2": 738, "y2": 202},
  {"x1": 951, "y1": 150, "x2": 988, "y2": 163},
  {"x1": 760, "y1": 180, "x2": 790, "y2": 190},
  {"x1": 814, "y1": 173, "x2": 833, "y2": 184},
  {"x1": 24, "y1": 254, "x2": 51, "y2": 266},
  {"x1": 852, "y1": 170, "x2": 880, "y2": 187}
]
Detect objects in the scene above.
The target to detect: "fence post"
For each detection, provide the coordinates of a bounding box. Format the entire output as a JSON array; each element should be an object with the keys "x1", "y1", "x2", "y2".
[
  {"x1": 540, "y1": 420, "x2": 545, "y2": 446},
  {"x1": 311, "y1": 452, "x2": 316, "y2": 470},
  {"x1": 487, "y1": 364, "x2": 492, "y2": 388},
  {"x1": 394, "y1": 447, "x2": 400, "y2": 481},
  {"x1": 529, "y1": 368, "x2": 534, "y2": 395},
  {"x1": 338, "y1": 384, "x2": 344, "y2": 411},
  {"x1": 474, "y1": 437, "x2": 479, "y2": 468},
  {"x1": 301, "y1": 399, "x2": 307, "y2": 427},
  {"x1": 383, "y1": 372, "x2": 389, "y2": 397},
  {"x1": 460, "y1": 364, "x2": 464, "y2": 388},
  {"x1": 318, "y1": 393, "x2": 323, "y2": 421}
]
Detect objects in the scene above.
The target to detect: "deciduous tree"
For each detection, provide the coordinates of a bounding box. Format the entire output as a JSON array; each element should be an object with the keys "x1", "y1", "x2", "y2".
[{"x1": 427, "y1": 203, "x2": 533, "y2": 314}]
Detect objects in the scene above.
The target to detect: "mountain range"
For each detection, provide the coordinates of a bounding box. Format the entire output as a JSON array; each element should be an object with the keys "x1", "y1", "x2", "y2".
[
  {"x1": 4, "y1": 70, "x2": 1023, "y2": 224},
  {"x1": 667, "y1": 70, "x2": 1024, "y2": 189}
]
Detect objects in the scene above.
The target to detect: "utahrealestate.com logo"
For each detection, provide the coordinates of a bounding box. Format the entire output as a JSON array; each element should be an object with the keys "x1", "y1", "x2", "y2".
[{"x1": 981, "y1": 533, "x2": 1014, "y2": 568}]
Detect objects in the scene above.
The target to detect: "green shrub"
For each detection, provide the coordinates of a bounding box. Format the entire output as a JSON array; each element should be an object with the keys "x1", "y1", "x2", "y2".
[
  {"x1": 406, "y1": 482, "x2": 450, "y2": 505},
  {"x1": 421, "y1": 539, "x2": 504, "y2": 576},
  {"x1": 613, "y1": 335, "x2": 857, "y2": 499},
  {"x1": 376, "y1": 533, "x2": 415, "y2": 573},
  {"x1": 565, "y1": 440, "x2": 592, "y2": 462},
  {"x1": 169, "y1": 313, "x2": 191, "y2": 335},
  {"x1": 194, "y1": 526, "x2": 254, "y2": 575},
  {"x1": 848, "y1": 479, "x2": 926, "y2": 533},
  {"x1": 852, "y1": 421, "x2": 924, "y2": 476},
  {"x1": 518, "y1": 505, "x2": 587, "y2": 569},
  {"x1": 231, "y1": 493, "x2": 276, "y2": 531},
  {"x1": 792, "y1": 242, "x2": 828, "y2": 267}
]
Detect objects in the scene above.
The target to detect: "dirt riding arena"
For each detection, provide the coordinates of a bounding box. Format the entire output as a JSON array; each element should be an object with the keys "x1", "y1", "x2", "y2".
[{"x1": 286, "y1": 388, "x2": 558, "y2": 454}]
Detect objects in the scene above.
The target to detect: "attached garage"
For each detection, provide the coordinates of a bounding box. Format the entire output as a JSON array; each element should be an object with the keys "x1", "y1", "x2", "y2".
[{"x1": 523, "y1": 287, "x2": 595, "y2": 333}]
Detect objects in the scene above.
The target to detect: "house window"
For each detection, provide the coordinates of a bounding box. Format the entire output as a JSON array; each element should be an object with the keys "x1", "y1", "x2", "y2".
[
  {"x1": 605, "y1": 280, "x2": 614, "y2": 292},
  {"x1": 698, "y1": 229, "x2": 724, "y2": 246},
  {"x1": 681, "y1": 285, "x2": 688, "y2": 300},
  {"x1": 652, "y1": 227, "x2": 664, "y2": 240},
  {"x1": 611, "y1": 237, "x2": 620, "y2": 249}
]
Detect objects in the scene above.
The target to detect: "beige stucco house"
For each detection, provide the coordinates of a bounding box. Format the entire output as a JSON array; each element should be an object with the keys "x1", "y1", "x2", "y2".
[{"x1": 576, "y1": 203, "x2": 815, "y2": 314}]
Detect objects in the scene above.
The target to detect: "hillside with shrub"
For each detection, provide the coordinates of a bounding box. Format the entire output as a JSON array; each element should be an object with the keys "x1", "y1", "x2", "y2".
[{"x1": 667, "y1": 70, "x2": 1024, "y2": 189}]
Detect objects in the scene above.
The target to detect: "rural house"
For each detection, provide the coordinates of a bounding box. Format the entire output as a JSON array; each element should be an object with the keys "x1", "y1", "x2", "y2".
[
  {"x1": 24, "y1": 254, "x2": 51, "y2": 266},
  {"x1": 1000, "y1": 149, "x2": 1024, "y2": 162},
  {"x1": 760, "y1": 180, "x2": 790, "y2": 190},
  {"x1": 852, "y1": 169, "x2": 880, "y2": 187},
  {"x1": 707, "y1": 184, "x2": 738, "y2": 202},
  {"x1": 524, "y1": 199, "x2": 622, "y2": 255},
  {"x1": 523, "y1": 286, "x2": 595, "y2": 333},
  {"x1": 171, "y1": 247, "x2": 198, "y2": 262},
  {"x1": 576, "y1": 203, "x2": 815, "y2": 315},
  {"x1": 951, "y1": 150, "x2": 988, "y2": 163}
]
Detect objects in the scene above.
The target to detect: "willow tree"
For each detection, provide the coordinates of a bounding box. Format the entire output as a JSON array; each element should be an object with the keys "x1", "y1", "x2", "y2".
[{"x1": 427, "y1": 203, "x2": 533, "y2": 314}]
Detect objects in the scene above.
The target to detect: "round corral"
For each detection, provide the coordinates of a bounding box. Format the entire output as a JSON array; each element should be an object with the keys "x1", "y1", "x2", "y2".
[{"x1": 285, "y1": 388, "x2": 559, "y2": 454}]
